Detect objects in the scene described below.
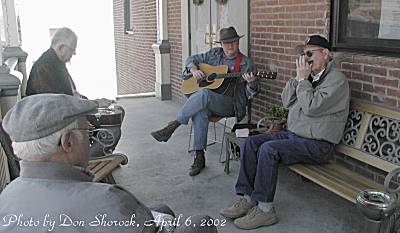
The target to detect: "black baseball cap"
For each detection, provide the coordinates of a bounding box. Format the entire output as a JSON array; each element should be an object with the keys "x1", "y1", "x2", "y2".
[{"x1": 295, "y1": 35, "x2": 331, "y2": 54}]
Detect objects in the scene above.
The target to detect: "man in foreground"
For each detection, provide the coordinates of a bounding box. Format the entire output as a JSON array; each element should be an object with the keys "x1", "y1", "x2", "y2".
[
  {"x1": 151, "y1": 26, "x2": 258, "y2": 176},
  {"x1": 220, "y1": 35, "x2": 350, "y2": 230},
  {"x1": 0, "y1": 94, "x2": 217, "y2": 233}
]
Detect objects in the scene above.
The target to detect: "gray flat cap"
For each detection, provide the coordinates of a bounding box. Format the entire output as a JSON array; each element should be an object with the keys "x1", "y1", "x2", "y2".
[{"x1": 3, "y1": 94, "x2": 97, "y2": 142}]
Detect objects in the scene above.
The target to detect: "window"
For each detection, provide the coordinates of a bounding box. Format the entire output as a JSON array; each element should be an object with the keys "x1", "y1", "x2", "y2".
[
  {"x1": 331, "y1": 0, "x2": 400, "y2": 56},
  {"x1": 124, "y1": 0, "x2": 133, "y2": 34}
]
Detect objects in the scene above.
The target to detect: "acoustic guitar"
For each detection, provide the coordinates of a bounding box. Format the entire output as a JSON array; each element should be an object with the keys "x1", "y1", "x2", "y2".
[{"x1": 181, "y1": 63, "x2": 277, "y2": 95}]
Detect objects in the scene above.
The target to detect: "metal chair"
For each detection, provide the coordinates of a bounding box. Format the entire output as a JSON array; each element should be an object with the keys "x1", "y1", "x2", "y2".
[{"x1": 187, "y1": 116, "x2": 229, "y2": 155}]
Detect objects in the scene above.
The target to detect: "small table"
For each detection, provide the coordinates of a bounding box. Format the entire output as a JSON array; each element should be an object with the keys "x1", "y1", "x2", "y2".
[{"x1": 224, "y1": 132, "x2": 246, "y2": 174}]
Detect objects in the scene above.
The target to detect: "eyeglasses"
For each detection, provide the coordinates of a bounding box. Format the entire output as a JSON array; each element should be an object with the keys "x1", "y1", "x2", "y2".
[
  {"x1": 301, "y1": 48, "x2": 323, "y2": 58},
  {"x1": 71, "y1": 128, "x2": 92, "y2": 137},
  {"x1": 57, "y1": 128, "x2": 92, "y2": 146}
]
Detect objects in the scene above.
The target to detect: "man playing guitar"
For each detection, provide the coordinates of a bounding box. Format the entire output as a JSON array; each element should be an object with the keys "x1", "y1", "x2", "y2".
[{"x1": 151, "y1": 26, "x2": 259, "y2": 176}]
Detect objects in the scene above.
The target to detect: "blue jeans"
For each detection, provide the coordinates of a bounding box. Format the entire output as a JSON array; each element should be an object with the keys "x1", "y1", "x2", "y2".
[
  {"x1": 235, "y1": 131, "x2": 335, "y2": 203},
  {"x1": 176, "y1": 89, "x2": 235, "y2": 150}
]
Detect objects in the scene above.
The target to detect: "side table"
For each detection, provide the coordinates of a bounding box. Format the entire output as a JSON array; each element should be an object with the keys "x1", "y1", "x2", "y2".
[{"x1": 224, "y1": 132, "x2": 246, "y2": 174}]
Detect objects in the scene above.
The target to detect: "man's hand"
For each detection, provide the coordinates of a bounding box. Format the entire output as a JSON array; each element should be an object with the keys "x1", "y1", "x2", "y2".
[
  {"x1": 295, "y1": 55, "x2": 311, "y2": 81},
  {"x1": 191, "y1": 69, "x2": 205, "y2": 82},
  {"x1": 242, "y1": 72, "x2": 257, "y2": 83}
]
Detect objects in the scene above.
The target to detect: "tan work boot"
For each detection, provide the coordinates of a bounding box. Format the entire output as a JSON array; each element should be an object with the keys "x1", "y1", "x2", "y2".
[
  {"x1": 220, "y1": 198, "x2": 254, "y2": 219},
  {"x1": 189, "y1": 150, "x2": 205, "y2": 176},
  {"x1": 233, "y1": 206, "x2": 278, "y2": 230},
  {"x1": 150, "y1": 120, "x2": 180, "y2": 142}
]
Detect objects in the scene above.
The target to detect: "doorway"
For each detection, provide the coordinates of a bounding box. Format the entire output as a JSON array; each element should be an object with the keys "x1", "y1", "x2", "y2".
[{"x1": 188, "y1": 0, "x2": 249, "y2": 56}]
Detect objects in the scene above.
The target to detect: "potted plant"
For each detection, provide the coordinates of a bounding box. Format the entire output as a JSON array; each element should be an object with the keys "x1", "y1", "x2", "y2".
[{"x1": 257, "y1": 105, "x2": 289, "y2": 132}]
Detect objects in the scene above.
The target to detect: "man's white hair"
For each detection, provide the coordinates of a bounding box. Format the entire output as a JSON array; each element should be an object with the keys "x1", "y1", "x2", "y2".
[
  {"x1": 50, "y1": 27, "x2": 77, "y2": 48},
  {"x1": 12, "y1": 120, "x2": 84, "y2": 161}
]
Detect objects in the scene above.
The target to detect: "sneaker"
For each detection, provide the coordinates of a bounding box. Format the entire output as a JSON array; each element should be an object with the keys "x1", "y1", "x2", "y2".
[
  {"x1": 189, "y1": 150, "x2": 205, "y2": 176},
  {"x1": 219, "y1": 198, "x2": 254, "y2": 219},
  {"x1": 233, "y1": 206, "x2": 278, "y2": 230},
  {"x1": 151, "y1": 121, "x2": 180, "y2": 142}
]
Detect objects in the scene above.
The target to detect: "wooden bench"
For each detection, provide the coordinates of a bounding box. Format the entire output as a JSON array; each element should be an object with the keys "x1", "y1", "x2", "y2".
[
  {"x1": 289, "y1": 99, "x2": 400, "y2": 203},
  {"x1": 87, "y1": 153, "x2": 128, "y2": 184}
]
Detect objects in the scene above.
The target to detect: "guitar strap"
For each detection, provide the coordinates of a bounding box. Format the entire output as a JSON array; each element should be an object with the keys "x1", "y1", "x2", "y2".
[{"x1": 233, "y1": 52, "x2": 244, "y2": 72}]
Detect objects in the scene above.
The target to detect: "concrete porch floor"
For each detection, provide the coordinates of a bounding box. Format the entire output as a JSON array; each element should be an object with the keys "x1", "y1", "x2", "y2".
[{"x1": 112, "y1": 97, "x2": 363, "y2": 233}]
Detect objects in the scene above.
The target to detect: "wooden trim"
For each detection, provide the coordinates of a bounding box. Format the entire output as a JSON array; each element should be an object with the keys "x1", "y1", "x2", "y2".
[
  {"x1": 336, "y1": 145, "x2": 397, "y2": 172},
  {"x1": 352, "y1": 99, "x2": 400, "y2": 120},
  {"x1": 354, "y1": 113, "x2": 371, "y2": 149}
]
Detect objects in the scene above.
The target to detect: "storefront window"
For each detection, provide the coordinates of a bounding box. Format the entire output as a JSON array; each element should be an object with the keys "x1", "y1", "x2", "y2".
[{"x1": 332, "y1": 0, "x2": 400, "y2": 55}]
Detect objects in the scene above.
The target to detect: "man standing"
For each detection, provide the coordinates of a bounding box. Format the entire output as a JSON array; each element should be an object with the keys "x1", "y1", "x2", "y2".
[
  {"x1": 220, "y1": 35, "x2": 350, "y2": 230},
  {"x1": 26, "y1": 27, "x2": 81, "y2": 97},
  {"x1": 25, "y1": 27, "x2": 121, "y2": 158},
  {"x1": 151, "y1": 26, "x2": 259, "y2": 176}
]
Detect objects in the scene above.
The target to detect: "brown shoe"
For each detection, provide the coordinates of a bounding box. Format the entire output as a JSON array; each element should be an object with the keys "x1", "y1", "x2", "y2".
[
  {"x1": 233, "y1": 206, "x2": 278, "y2": 230},
  {"x1": 220, "y1": 198, "x2": 254, "y2": 219},
  {"x1": 189, "y1": 150, "x2": 205, "y2": 176},
  {"x1": 150, "y1": 120, "x2": 180, "y2": 142}
]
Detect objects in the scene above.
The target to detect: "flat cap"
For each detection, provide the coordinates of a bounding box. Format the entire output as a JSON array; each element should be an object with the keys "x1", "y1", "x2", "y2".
[{"x1": 3, "y1": 94, "x2": 97, "y2": 142}]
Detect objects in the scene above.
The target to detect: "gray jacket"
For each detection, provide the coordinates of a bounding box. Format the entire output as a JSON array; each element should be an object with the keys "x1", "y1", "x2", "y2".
[
  {"x1": 184, "y1": 47, "x2": 258, "y2": 121},
  {"x1": 0, "y1": 161, "x2": 156, "y2": 233},
  {"x1": 281, "y1": 61, "x2": 350, "y2": 144}
]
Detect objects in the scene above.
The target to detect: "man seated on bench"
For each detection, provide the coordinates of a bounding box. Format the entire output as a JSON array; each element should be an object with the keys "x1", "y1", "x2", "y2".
[
  {"x1": 0, "y1": 94, "x2": 217, "y2": 233},
  {"x1": 220, "y1": 35, "x2": 350, "y2": 230}
]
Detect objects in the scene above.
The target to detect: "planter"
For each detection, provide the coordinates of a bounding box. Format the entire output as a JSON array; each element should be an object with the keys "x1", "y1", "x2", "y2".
[{"x1": 257, "y1": 117, "x2": 286, "y2": 132}]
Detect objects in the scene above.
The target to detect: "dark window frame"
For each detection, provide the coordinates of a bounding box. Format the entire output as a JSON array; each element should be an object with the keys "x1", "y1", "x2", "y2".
[
  {"x1": 331, "y1": 0, "x2": 400, "y2": 57},
  {"x1": 124, "y1": 0, "x2": 133, "y2": 34}
]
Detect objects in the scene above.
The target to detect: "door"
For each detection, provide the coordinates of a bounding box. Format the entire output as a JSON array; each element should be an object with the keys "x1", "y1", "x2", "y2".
[{"x1": 189, "y1": 0, "x2": 249, "y2": 56}]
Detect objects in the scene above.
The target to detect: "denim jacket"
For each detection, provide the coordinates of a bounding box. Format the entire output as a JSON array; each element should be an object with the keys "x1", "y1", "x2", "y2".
[{"x1": 183, "y1": 47, "x2": 259, "y2": 121}]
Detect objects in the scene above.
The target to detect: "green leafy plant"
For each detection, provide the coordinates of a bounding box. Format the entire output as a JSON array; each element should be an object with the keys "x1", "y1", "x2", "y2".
[{"x1": 266, "y1": 105, "x2": 289, "y2": 121}]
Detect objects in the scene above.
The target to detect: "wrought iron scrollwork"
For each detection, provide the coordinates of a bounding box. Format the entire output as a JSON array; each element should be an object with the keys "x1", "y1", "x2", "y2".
[
  {"x1": 362, "y1": 115, "x2": 400, "y2": 165},
  {"x1": 342, "y1": 109, "x2": 363, "y2": 146}
]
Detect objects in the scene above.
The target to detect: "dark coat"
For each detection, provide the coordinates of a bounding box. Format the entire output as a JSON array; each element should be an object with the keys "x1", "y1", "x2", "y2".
[{"x1": 26, "y1": 48, "x2": 76, "y2": 96}]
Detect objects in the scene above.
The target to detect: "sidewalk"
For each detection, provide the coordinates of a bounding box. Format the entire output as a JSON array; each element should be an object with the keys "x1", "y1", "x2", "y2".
[{"x1": 112, "y1": 97, "x2": 363, "y2": 233}]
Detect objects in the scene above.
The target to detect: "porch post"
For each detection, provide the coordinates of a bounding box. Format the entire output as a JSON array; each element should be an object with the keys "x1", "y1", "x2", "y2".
[
  {"x1": 152, "y1": 0, "x2": 171, "y2": 100},
  {"x1": 2, "y1": 0, "x2": 19, "y2": 47},
  {"x1": 1, "y1": 0, "x2": 28, "y2": 97}
]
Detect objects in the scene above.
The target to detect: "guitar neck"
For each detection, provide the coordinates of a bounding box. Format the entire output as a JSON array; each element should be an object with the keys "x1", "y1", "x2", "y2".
[{"x1": 215, "y1": 72, "x2": 246, "y2": 79}]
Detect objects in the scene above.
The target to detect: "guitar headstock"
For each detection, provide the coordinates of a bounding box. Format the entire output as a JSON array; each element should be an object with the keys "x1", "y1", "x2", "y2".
[{"x1": 255, "y1": 71, "x2": 277, "y2": 80}]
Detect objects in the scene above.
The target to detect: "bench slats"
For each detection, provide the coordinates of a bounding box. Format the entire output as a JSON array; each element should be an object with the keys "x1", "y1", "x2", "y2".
[
  {"x1": 289, "y1": 163, "x2": 384, "y2": 204},
  {"x1": 93, "y1": 157, "x2": 125, "y2": 182},
  {"x1": 87, "y1": 153, "x2": 128, "y2": 183},
  {"x1": 91, "y1": 161, "x2": 110, "y2": 174}
]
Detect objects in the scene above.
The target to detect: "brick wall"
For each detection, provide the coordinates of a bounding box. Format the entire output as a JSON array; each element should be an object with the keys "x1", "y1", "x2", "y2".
[
  {"x1": 249, "y1": 0, "x2": 399, "y2": 118},
  {"x1": 337, "y1": 54, "x2": 400, "y2": 109},
  {"x1": 114, "y1": 0, "x2": 399, "y2": 181},
  {"x1": 167, "y1": 0, "x2": 186, "y2": 103},
  {"x1": 113, "y1": 0, "x2": 157, "y2": 95},
  {"x1": 249, "y1": 0, "x2": 331, "y2": 119},
  {"x1": 248, "y1": 0, "x2": 400, "y2": 182}
]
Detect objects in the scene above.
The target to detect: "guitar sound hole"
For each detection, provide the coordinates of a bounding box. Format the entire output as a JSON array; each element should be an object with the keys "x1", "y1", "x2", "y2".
[{"x1": 198, "y1": 79, "x2": 213, "y2": 87}]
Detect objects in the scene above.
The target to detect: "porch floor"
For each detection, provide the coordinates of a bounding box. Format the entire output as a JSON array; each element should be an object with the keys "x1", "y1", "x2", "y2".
[{"x1": 112, "y1": 97, "x2": 363, "y2": 233}]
